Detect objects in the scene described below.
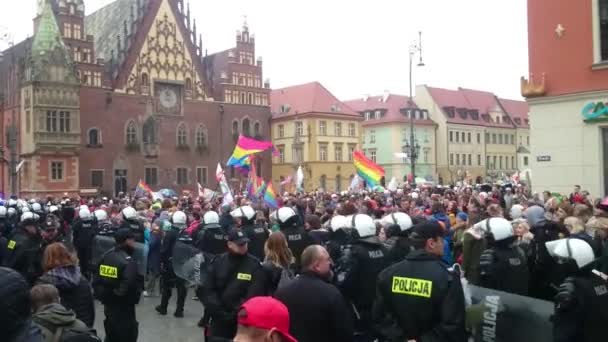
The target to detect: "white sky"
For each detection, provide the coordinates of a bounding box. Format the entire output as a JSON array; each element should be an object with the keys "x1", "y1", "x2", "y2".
[{"x1": 0, "y1": 0, "x2": 528, "y2": 100}]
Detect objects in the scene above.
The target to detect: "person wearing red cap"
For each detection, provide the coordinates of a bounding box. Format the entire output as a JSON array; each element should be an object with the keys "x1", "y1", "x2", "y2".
[{"x1": 231, "y1": 296, "x2": 298, "y2": 342}]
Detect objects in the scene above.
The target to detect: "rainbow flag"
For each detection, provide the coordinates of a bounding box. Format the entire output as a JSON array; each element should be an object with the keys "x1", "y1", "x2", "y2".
[
  {"x1": 255, "y1": 178, "x2": 267, "y2": 197},
  {"x1": 227, "y1": 135, "x2": 278, "y2": 169},
  {"x1": 135, "y1": 179, "x2": 153, "y2": 197},
  {"x1": 263, "y1": 182, "x2": 279, "y2": 209},
  {"x1": 353, "y1": 150, "x2": 385, "y2": 187}
]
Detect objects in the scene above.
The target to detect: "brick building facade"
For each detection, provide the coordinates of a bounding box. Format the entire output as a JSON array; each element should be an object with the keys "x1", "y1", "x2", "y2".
[{"x1": 0, "y1": 0, "x2": 271, "y2": 197}]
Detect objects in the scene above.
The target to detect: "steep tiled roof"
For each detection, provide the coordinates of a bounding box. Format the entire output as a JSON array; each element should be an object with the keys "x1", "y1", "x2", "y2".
[
  {"x1": 271, "y1": 82, "x2": 359, "y2": 117},
  {"x1": 498, "y1": 98, "x2": 529, "y2": 128},
  {"x1": 85, "y1": 0, "x2": 136, "y2": 61},
  {"x1": 344, "y1": 93, "x2": 435, "y2": 126}
]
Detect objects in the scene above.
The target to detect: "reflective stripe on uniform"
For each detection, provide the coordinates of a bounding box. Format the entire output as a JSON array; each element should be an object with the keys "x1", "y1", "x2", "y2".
[
  {"x1": 7, "y1": 240, "x2": 16, "y2": 250},
  {"x1": 99, "y1": 265, "x2": 119, "y2": 279},
  {"x1": 391, "y1": 276, "x2": 432, "y2": 298},
  {"x1": 237, "y1": 273, "x2": 252, "y2": 281}
]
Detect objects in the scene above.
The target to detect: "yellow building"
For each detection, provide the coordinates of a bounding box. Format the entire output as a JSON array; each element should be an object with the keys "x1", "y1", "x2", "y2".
[{"x1": 270, "y1": 82, "x2": 362, "y2": 192}]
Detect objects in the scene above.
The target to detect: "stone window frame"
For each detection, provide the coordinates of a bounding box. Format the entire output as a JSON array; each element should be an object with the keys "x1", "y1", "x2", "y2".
[
  {"x1": 90, "y1": 169, "x2": 104, "y2": 188},
  {"x1": 49, "y1": 160, "x2": 65, "y2": 182},
  {"x1": 87, "y1": 127, "x2": 102, "y2": 146},
  {"x1": 176, "y1": 122, "x2": 188, "y2": 146},
  {"x1": 125, "y1": 120, "x2": 138, "y2": 145}
]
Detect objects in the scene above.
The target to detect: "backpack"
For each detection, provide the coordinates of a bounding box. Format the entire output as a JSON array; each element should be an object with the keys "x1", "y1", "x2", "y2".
[{"x1": 36, "y1": 320, "x2": 100, "y2": 342}]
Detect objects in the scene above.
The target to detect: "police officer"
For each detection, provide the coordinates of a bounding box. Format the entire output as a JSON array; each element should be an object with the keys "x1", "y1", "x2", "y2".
[
  {"x1": 2, "y1": 212, "x2": 43, "y2": 285},
  {"x1": 381, "y1": 212, "x2": 415, "y2": 265},
  {"x1": 92, "y1": 228, "x2": 142, "y2": 342},
  {"x1": 231, "y1": 205, "x2": 268, "y2": 260},
  {"x1": 156, "y1": 211, "x2": 188, "y2": 318},
  {"x1": 326, "y1": 215, "x2": 353, "y2": 264},
  {"x1": 201, "y1": 229, "x2": 264, "y2": 340},
  {"x1": 195, "y1": 210, "x2": 227, "y2": 256},
  {"x1": 478, "y1": 217, "x2": 529, "y2": 295},
  {"x1": 40, "y1": 213, "x2": 72, "y2": 252},
  {"x1": 373, "y1": 222, "x2": 466, "y2": 342},
  {"x1": 337, "y1": 214, "x2": 388, "y2": 342},
  {"x1": 549, "y1": 238, "x2": 607, "y2": 342},
  {"x1": 277, "y1": 207, "x2": 313, "y2": 271},
  {"x1": 120, "y1": 206, "x2": 145, "y2": 243},
  {"x1": 72, "y1": 206, "x2": 97, "y2": 279},
  {"x1": 94, "y1": 209, "x2": 113, "y2": 233},
  {"x1": 31, "y1": 202, "x2": 45, "y2": 224},
  {"x1": 0, "y1": 206, "x2": 9, "y2": 237}
]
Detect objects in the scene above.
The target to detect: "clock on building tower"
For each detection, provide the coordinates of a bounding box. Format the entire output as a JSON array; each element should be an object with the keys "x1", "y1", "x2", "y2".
[{"x1": 155, "y1": 83, "x2": 182, "y2": 115}]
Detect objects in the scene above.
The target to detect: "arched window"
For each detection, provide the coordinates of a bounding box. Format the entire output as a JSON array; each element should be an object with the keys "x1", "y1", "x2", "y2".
[
  {"x1": 177, "y1": 123, "x2": 188, "y2": 146},
  {"x1": 195, "y1": 125, "x2": 207, "y2": 146},
  {"x1": 141, "y1": 73, "x2": 150, "y2": 94},
  {"x1": 240, "y1": 92, "x2": 246, "y2": 104},
  {"x1": 336, "y1": 175, "x2": 342, "y2": 192},
  {"x1": 248, "y1": 93, "x2": 253, "y2": 104},
  {"x1": 232, "y1": 120, "x2": 239, "y2": 136},
  {"x1": 254, "y1": 122, "x2": 261, "y2": 137},
  {"x1": 88, "y1": 128, "x2": 100, "y2": 146},
  {"x1": 185, "y1": 78, "x2": 192, "y2": 90},
  {"x1": 126, "y1": 121, "x2": 137, "y2": 144},
  {"x1": 142, "y1": 116, "x2": 157, "y2": 144},
  {"x1": 242, "y1": 118, "x2": 251, "y2": 137}
]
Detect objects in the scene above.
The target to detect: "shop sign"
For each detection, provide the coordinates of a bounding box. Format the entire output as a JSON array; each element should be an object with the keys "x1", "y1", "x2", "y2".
[
  {"x1": 582, "y1": 101, "x2": 608, "y2": 121},
  {"x1": 537, "y1": 155, "x2": 551, "y2": 162}
]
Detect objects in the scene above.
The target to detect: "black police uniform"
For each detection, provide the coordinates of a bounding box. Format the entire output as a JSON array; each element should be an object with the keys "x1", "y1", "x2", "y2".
[
  {"x1": 479, "y1": 240, "x2": 529, "y2": 295},
  {"x1": 92, "y1": 242, "x2": 142, "y2": 342},
  {"x1": 280, "y1": 224, "x2": 314, "y2": 271},
  {"x1": 3, "y1": 225, "x2": 43, "y2": 285},
  {"x1": 157, "y1": 226, "x2": 188, "y2": 316},
  {"x1": 120, "y1": 219, "x2": 145, "y2": 243},
  {"x1": 72, "y1": 217, "x2": 98, "y2": 278},
  {"x1": 241, "y1": 222, "x2": 269, "y2": 260},
  {"x1": 337, "y1": 237, "x2": 388, "y2": 342},
  {"x1": 201, "y1": 232, "x2": 263, "y2": 339},
  {"x1": 553, "y1": 270, "x2": 608, "y2": 342},
  {"x1": 373, "y1": 249, "x2": 466, "y2": 342},
  {"x1": 195, "y1": 223, "x2": 227, "y2": 256}
]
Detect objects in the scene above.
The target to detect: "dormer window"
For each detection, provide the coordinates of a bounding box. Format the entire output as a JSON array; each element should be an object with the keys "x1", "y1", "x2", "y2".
[
  {"x1": 280, "y1": 104, "x2": 290, "y2": 113},
  {"x1": 364, "y1": 112, "x2": 371, "y2": 121},
  {"x1": 375, "y1": 110, "x2": 381, "y2": 119},
  {"x1": 470, "y1": 110, "x2": 479, "y2": 120},
  {"x1": 524, "y1": 119, "x2": 529, "y2": 125},
  {"x1": 514, "y1": 118, "x2": 522, "y2": 125},
  {"x1": 444, "y1": 107, "x2": 456, "y2": 118},
  {"x1": 481, "y1": 114, "x2": 490, "y2": 122},
  {"x1": 458, "y1": 108, "x2": 468, "y2": 119}
]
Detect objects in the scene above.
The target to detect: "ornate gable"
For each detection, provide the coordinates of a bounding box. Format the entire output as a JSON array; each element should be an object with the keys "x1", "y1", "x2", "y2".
[{"x1": 117, "y1": 0, "x2": 206, "y2": 100}]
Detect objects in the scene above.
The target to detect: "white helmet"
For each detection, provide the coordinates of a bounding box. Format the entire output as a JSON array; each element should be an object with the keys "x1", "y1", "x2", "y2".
[
  {"x1": 8, "y1": 207, "x2": 16, "y2": 217},
  {"x1": 351, "y1": 214, "x2": 376, "y2": 238},
  {"x1": 411, "y1": 192, "x2": 419, "y2": 199},
  {"x1": 79, "y1": 205, "x2": 88, "y2": 211},
  {"x1": 510, "y1": 204, "x2": 524, "y2": 220},
  {"x1": 29, "y1": 199, "x2": 36, "y2": 204},
  {"x1": 203, "y1": 211, "x2": 220, "y2": 225},
  {"x1": 21, "y1": 207, "x2": 31, "y2": 213},
  {"x1": 480, "y1": 217, "x2": 513, "y2": 241},
  {"x1": 94, "y1": 209, "x2": 108, "y2": 222},
  {"x1": 545, "y1": 238, "x2": 595, "y2": 269},
  {"x1": 276, "y1": 207, "x2": 297, "y2": 224},
  {"x1": 21, "y1": 211, "x2": 35, "y2": 222},
  {"x1": 381, "y1": 212, "x2": 413, "y2": 231},
  {"x1": 79, "y1": 207, "x2": 92, "y2": 221},
  {"x1": 230, "y1": 205, "x2": 256, "y2": 220},
  {"x1": 49, "y1": 205, "x2": 59, "y2": 214},
  {"x1": 172, "y1": 211, "x2": 187, "y2": 227},
  {"x1": 330, "y1": 215, "x2": 349, "y2": 232},
  {"x1": 0, "y1": 206, "x2": 6, "y2": 218},
  {"x1": 8, "y1": 199, "x2": 17, "y2": 207},
  {"x1": 122, "y1": 206, "x2": 137, "y2": 220},
  {"x1": 269, "y1": 210, "x2": 279, "y2": 223},
  {"x1": 32, "y1": 203, "x2": 42, "y2": 213}
]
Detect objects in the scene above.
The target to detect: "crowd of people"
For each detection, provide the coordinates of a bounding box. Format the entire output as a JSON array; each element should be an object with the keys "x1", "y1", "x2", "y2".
[{"x1": 1, "y1": 182, "x2": 607, "y2": 342}]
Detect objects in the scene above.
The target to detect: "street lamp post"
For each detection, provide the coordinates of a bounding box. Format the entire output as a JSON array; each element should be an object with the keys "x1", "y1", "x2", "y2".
[{"x1": 407, "y1": 31, "x2": 424, "y2": 188}]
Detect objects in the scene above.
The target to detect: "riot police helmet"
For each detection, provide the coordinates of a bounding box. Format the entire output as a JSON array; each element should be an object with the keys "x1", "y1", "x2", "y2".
[
  {"x1": 172, "y1": 211, "x2": 188, "y2": 228},
  {"x1": 49, "y1": 205, "x2": 59, "y2": 214},
  {"x1": 546, "y1": 238, "x2": 595, "y2": 269},
  {"x1": 381, "y1": 212, "x2": 413, "y2": 231},
  {"x1": 0, "y1": 206, "x2": 6, "y2": 218},
  {"x1": 329, "y1": 215, "x2": 349, "y2": 232},
  {"x1": 276, "y1": 207, "x2": 298, "y2": 227},
  {"x1": 230, "y1": 205, "x2": 256, "y2": 221},
  {"x1": 351, "y1": 214, "x2": 376, "y2": 238},
  {"x1": 480, "y1": 217, "x2": 514, "y2": 241},
  {"x1": 203, "y1": 210, "x2": 220, "y2": 225},
  {"x1": 20, "y1": 211, "x2": 36, "y2": 223},
  {"x1": 122, "y1": 206, "x2": 137, "y2": 221},
  {"x1": 7, "y1": 207, "x2": 16, "y2": 217},
  {"x1": 94, "y1": 209, "x2": 108, "y2": 222},
  {"x1": 31, "y1": 202, "x2": 43, "y2": 214},
  {"x1": 79, "y1": 207, "x2": 92, "y2": 221}
]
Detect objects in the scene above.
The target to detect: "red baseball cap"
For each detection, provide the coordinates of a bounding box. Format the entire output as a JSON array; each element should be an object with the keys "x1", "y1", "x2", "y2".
[{"x1": 238, "y1": 296, "x2": 297, "y2": 342}]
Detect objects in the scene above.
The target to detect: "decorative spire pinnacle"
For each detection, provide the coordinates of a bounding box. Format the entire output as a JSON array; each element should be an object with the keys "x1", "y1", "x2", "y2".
[
  {"x1": 186, "y1": 2, "x2": 191, "y2": 29},
  {"x1": 192, "y1": 19, "x2": 197, "y2": 43},
  {"x1": 243, "y1": 14, "x2": 248, "y2": 31}
]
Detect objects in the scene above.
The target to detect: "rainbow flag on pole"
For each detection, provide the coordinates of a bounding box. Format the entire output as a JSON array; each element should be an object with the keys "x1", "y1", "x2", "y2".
[
  {"x1": 263, "y1": 182, "x2": 279, "y2": 209},
  {"x1": 135, "y1": 179, "x2": 153, "y2": 197},
  {"x1": 227, "y1": 135, "x2": 278, "y2": 170},
  {"x1": 353, "y1": 150, "x2": 385, "y2": 187}
]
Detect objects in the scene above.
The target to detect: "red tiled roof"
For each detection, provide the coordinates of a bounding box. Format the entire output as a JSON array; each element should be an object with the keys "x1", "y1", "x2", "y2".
[
  {"x1": 425, "y1": 86, "x2": 519, "y2": 128},
  {"x1": 270, "y1": 82, "x2": 359, "y2": 117},
  {"x1": 344, "y1": 93, "x2": 435, "y2": 125},
  {"x1": 498, "y1": 98, "x2": 529, "y2": 128}
]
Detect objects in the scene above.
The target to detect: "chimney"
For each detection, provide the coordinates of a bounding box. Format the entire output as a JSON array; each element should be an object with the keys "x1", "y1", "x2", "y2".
[
  {"x1": 382, "y1": 90, "x2": 390, "y2": 103},
  {"x1": 362, "y1": 94, "x2": 369, "y2": 101}
]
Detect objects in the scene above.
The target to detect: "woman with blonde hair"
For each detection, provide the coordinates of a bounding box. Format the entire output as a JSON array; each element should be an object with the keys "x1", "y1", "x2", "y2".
[
  {"x1": 255, "y1": 232, "x2": 295, "y2": 295},
  {"x1": 36, "y1": 242, "x2": 95, "y2": 327}
]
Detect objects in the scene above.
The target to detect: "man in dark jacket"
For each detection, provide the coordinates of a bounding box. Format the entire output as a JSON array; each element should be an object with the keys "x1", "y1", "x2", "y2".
[
  {"x1": 231, "y1": 205, "x2": 268, "y2": 261},
  {"x1": 3, "y1": 213, "x2": 43, "y2": 285},
  {"x1": 373, "y1": 222, "x2": 466, "y2": 342},
  {"x1": 275, "y1": 245, "x2": 354, "y2": 342},
  {"x1": 0, "y1": 267, "x2": 44, "y2": 342},
  {"x1": 156, "y1": 211, "x2": 188, "y2": 317},
  {"x1": 201, "y1": 229, "x2": 264, "y2": 340}
]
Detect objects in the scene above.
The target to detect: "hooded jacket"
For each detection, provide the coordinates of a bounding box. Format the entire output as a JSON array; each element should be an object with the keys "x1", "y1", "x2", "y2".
[
  {"x1": 37, "y1": 266, "x2": 95, "y2": 327},
  {"x1": 0, "y1": 267, "x2": 43, "y2": 342},
  {"x1": 32, "y1": 303, "x2": 89, "y2": 342}
]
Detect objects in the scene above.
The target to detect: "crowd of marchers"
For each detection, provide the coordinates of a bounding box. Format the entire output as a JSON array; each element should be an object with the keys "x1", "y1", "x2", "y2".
[{"x1": 0, "y1": 182, "x2": 607, "y2": 342}]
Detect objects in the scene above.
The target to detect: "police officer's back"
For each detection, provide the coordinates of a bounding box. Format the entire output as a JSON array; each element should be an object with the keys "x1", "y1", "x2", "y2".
[
  {"x1": 92, "y1": 228, "x2": 142, "y2": 342},
  {"x1": 277, "y1": 207, "x2": 313, "y2": 271},
  {"x1": 373, "y1": 222, "x2": 466, "y2": 342},
  {"x1": 195, "y1": 211, "x2": 227, "y2": 256},
  {"x1": 549, "y1": 238, "x2": 608, "y2": 342},
  {"x1": 120, "y1": 206, "x2": 145, "y2": 243},
  {"x1": 381, "y1": 212, "x2": 415, "y2": 265},
  {"x1": 3, "y1": 212, "x2": 43, "y2": 285},
  {"x1": 72, "y1": 207, "x2": 97, "y2": 277},
  {"x1": 201, "y1": 229, "x2": 263, "y2": 340},
  {"x1": 231, "y1": 205, "x2": 268, "y2": 261},
  {"x1": 478, "y1": 217, "x2": 529, "y2": 295}
]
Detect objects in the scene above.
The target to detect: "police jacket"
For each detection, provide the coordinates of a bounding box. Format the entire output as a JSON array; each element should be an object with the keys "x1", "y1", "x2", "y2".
[
  {"x1": 308, "y1": 229, "x2": 330, "y2": 246},
  {"x1": 479, "y1": 242, "x2": 529, "y2": 296},
  {"x1": 92, "y1": 246, "x2": 142, "y2": 306},
  {"x1": 386, "y1": 235, "x2": 415, "y2": 266},
  {"x1": 338, "y1": 237, "x2": 388, "y2": 316},
  {"x1": 281, "y1": 225, "x2": 314, "y2": 271},
  {"x1": 120, "y1": 219, "x2": 145, "y2": 243},
  {"x1": 160, "y1": 228, "x2": 181, "y2": 274},
  {"x1": 373, "y1": 249, "x2": 466, "y2": 342},
  {"x1": 196, "y1": 223, "x2": 227, "y2": 256},
  {"x1": 242, "y1": 223, "x2": 269, "y2": 261},
  {"x1": 72, "y1": 219, "x2": 97, "y2": 250},
  {"x1": 201, "y1": 252, "x2": 263, "y2": 319},
  {"x1": 3, "y1": 228, "x2": 43, "y2": 285},
  {"x1": 275, "y1": 271, "x2": 354, "y2": 342},
  {"x1": 553, "y1": 271, "x2": 608, "y2": 342}
]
